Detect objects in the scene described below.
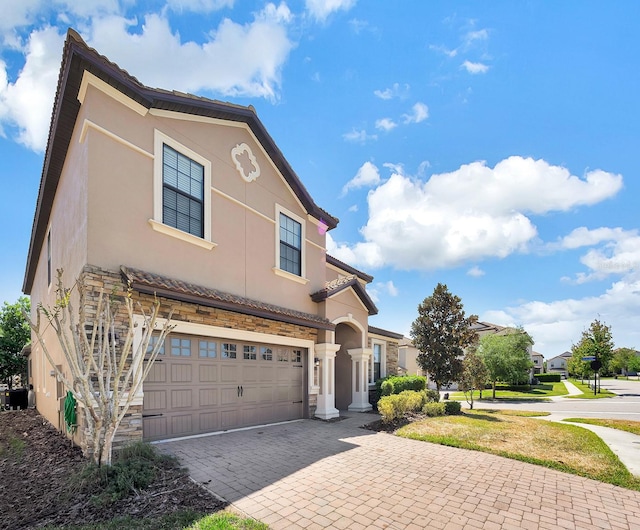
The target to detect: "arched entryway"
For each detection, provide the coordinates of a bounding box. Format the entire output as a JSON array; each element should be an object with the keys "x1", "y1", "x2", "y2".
[{"x1": 335, "y1": 322, "x2": 360, "y2": 410}]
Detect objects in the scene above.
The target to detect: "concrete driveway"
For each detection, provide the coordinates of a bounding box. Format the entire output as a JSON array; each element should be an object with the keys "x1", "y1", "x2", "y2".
[{"x1": 158, "y1": 413, "x2": 640, "y2": 529}]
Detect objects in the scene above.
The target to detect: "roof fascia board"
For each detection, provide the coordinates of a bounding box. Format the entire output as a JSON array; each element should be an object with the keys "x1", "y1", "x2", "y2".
[{"x1": 78, "y1": 71, "x2": 148, "y2": 116}]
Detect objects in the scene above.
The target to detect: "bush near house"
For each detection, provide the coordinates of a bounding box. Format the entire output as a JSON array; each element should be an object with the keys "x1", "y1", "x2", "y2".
[
  {"x1": 379, "y1": 375, "x2": 427, "y2": 396},
  {"x1": 536, "y1": 373, "x2": 562, "y2": 382},
  {"x1": 378, "y1": 389, "x2": 450, "y2": 423}
]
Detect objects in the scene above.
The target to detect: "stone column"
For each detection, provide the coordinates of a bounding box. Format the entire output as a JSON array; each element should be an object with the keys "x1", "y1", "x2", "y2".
[
  {"x1": 347, "y1": 348, "x2": 373, "y2": 412},
  {"x1": 314, "y1": 343, "x2": 340, "y2": 420}
]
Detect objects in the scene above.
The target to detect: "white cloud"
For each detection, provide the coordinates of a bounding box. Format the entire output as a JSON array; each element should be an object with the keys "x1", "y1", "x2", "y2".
[
  {"x1": 429, "y1": 44, "x2": 457, "y2": 58},
  {"x1": 463, "y1": 28, "x2": 489, "y2": 47},
  {"x1": 467, "y1": 266, "x2": 485, "y2": 277},
  {"x1": 483, "y1": 274, "x2": 640, "y2": 355},
  {"x1": 373, "y1": 82, "x2": 409, "y2": 100},
  {"x1": 402, "y1": 102, "x2": 429, "y2": 124},
  {"x1": 342, "y1": 128, "x2": 377, "y2": 144},
  {"x1": 556, "y1": 227, "x2": 640, "y2": 284},
  {"x1": 462, "y1": 60, "x2": 488, "y2": 74},
  {"x1": 367, "y1": 280, "x2": 399, "y2": 303},
  {"x1": 88, "y1": 9, "x2": 293, "y2": 100},
  {"x1": 375, "y1": 117, "x2": 397, "y2": 131},
  {"x1": 165, "y1": 0, "x2": 235, "y2": 13},
  {"x1": 348, "y1": 204, "x2": 358, "y2": 212},
  {"x1": 0, "y1": 26, "x2": 64, "y2": 151},
  {"x1": 305, "y1": 0, "x2": 357, "y2": 22},
  {"x1": 341, "y1": 161, "x2": 380, "y2": 196},
  {"x1": 332, "y1": 156, "x2": 623, "y2": 271}
]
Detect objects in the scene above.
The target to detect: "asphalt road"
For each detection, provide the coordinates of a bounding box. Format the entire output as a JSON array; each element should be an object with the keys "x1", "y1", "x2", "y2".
[{"x1": 469, "y1": 377, "x2": 640, "y2": 420}]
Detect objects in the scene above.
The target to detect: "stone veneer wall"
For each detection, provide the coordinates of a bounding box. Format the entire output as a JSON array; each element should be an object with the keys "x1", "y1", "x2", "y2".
[
  {"x1": 75, "y1": 265, "x2": 319, "y2": 453},
  {"x1": 368, "y1": 336, "x2": 399, "y2": 377}
]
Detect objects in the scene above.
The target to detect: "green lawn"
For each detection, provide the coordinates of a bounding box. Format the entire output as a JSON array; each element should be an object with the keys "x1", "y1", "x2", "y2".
[
  {"x1": 567, "y1": 379, "x2": 615, "y2": 399},
  {"x1": 563, "y1": 418, "x2": 640, "y2": 436},
  {"x1": 396, "y1": 409, "x2": 640, "y2": 491},
  {"x1": 450, "y1": 382, "x2": 567, "y2": 401}
]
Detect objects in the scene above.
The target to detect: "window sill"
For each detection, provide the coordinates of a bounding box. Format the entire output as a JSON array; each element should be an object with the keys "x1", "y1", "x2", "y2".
[
  {"x1": 272, "y1": 267, "x2": 310, "y2": 285},
  {"x1": 148, "y1": 219, "x2": 217, "y2": 250}
]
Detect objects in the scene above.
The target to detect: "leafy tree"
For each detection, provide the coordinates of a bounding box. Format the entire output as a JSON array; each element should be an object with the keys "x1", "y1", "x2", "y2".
[
  {"x1": 628, "y1": 354, "x2": 640, "y2": 380},
  {"x1": 410, "y1": 283, "x2": 478, "y2": 393},
  {"x1": 574, "y1": 319, "x2": 614, "y2": 374},
  {"x1": 568, "y1": 347, "x2": 591, "y2": 382},
  {"x1": 27, "y1": 271, "x2": 173, "y2": 467},
  {"x1": 610, "y1": 347, "x2": 637, "y2": 376},
  {"x1": 479, "y1": 328, "x2": 533, "y2": 398},
  {"x1": 0, "y1": 296, "x2": 31, "y2": 388},
  {"x1": 458, "y1": 350, "x2": 488, "y2": 409}
]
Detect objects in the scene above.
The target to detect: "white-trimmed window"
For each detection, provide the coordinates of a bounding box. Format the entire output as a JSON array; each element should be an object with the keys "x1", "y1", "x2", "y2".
[
  {"x1": 274, "y1": 205, "x2": 307, "y2": 281},
  {"x1": 152, "y1": 130, "x2": 213, "y2": 247},
  {"x1": 370, "y1": 340, "x2": 386, "y2": 384}
]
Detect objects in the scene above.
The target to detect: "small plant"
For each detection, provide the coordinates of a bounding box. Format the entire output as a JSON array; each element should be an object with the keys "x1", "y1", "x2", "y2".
[
  {"x1": 379, "y1": 375, "x2": 426, "y2": 396},
  {"x1": 378, "y1": 390, "x2": 425, "y2": 423},
  {"x1": 444, "y1": 401, "x2": 461, "y2": 415},
  {"x1": 422, "y1": 402, "x2": 446, "y2": 417},
  {"x1": 71, "y1": 442, "x2": 176, "y2": 507},
  {"x1": 421, "y1": 389, "x2": 440, "y2": 403}
]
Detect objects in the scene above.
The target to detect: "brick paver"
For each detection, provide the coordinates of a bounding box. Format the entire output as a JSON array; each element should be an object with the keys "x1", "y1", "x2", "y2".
[{"x1": 158, "y1": 414, "x2": 640, "y2": 529}]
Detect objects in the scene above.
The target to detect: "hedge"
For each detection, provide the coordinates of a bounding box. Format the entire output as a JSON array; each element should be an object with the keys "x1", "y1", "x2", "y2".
[
  {"x1": 536, "y1": 373, "x2": 561, "y2": 382},
  {"x1": 379, "y1": 375, "x2": 427, "y2": 397}
]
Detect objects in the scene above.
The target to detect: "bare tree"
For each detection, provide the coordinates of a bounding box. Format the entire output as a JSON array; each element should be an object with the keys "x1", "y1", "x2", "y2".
[{"x1": 27, "y1": 270, "x2": 173, "y2": 466}]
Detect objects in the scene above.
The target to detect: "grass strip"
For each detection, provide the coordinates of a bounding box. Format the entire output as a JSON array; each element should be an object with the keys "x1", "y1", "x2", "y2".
[
  {"x1": 566, "y1": 379, "x2": 614, "y2": 399},
  {"x1": 450, "y1": 382, "x2": 567, "y2": 401},
  {"x1": 396, "y1": 410, "x2": 640, "y2": 491},
  {"x1": 563, "y1": 418, "x2": 640, "y2": 436}
]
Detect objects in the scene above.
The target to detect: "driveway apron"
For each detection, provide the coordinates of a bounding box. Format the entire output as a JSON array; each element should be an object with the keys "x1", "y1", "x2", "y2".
[{"x1": 157, "y1": 413, "x2": 640, "y2": 529}]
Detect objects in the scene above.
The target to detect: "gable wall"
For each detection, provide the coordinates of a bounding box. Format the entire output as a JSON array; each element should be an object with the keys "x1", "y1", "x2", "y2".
[{"x1": 79, "y1": 84, "x2": 325, "y2": 316}]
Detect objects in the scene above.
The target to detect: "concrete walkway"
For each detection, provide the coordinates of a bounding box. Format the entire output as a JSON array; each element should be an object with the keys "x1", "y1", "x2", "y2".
[{"x1": 158, "y1": 414, "x2": 640, "y2": 529}]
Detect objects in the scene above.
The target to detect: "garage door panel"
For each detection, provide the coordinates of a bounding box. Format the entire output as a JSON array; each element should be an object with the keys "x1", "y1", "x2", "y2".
[
  {"x1": 199, "y1": 411, "x2": 219, "y2": 432},
  {"x1": 146, "y1": 363, "x2": 166, "y2": 383},
  {"x1": 199, "y1": 388, "x2": 218, "y2": 406},
  {"x1": 258, "y1": 386, "x2": 274, "y2": 402},
  {"x1": 242, "y1": 365, "x2": 259, "y2": 382},
  {"x1": 259, "y1": 366, "x2": 274, "y2": 381},
  {"x1": 171, "y1": 414, "x2": 193, "y2": 435},
  {"x1": 143, "y1": 416, "x2": 167, "y2": 440},
  {"x1": 200, "y1": 365, "x2": 218, "y2": 382},
  {"x1": 171, "y1": 364, "x2": 192, "y2": 383},
  {"x1": 171, "y1": 389, "x2": 192, "y2": 408},
  {"x1": 220, "y1": 365, "x2": 238, "y2": 382},
  {"x1": 221, "y1": 409, "x2": 240, "y2": 429},
  {"x1": 144, "y1": 390, "x2": 166, "y2": 411},
  {"x1": 221, "y1": 386, "x2": 238, "y2": 405}
]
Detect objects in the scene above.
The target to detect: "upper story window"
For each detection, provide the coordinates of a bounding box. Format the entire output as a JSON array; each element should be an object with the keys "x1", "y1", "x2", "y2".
[
  {"x1": 162, "y1": 144, "x2": 204, "y2": 238},
  {"x1": 279, "y1": 212, "x2": 302, "y2": 275},
  {"x1": 152, "y1": 130, "x2": 214, "y2": 249}
]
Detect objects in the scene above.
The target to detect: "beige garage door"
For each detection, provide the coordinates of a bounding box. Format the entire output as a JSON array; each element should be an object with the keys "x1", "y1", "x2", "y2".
[{"x1": 142, "y1": 333, "x2": 306, "y2": 441}]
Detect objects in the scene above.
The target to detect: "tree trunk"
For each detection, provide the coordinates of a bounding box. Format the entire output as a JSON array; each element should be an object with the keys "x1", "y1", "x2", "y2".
[{"x1": 492, "y1": 381, "x2": 496, "y2": 399}]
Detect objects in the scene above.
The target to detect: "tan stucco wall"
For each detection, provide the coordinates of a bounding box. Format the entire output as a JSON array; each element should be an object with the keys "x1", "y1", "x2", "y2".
[{"x1": 79, "y1": 84, "x2": 326, "y2": 317}]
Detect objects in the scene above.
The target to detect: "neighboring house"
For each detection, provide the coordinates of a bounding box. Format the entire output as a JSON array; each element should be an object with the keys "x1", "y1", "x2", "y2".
[
  {"x1": 547, "y1": 351, "x2": 573, "y2": 378},
  {"x1": 22, "y1": 30, "x2": 401, "y2": 451},
  {"x1": 531, "y1": 351, "x2": 544, "y2": 375},
  {"x1": 397, "y1": 337, "x2": 422, "y2": 376}
]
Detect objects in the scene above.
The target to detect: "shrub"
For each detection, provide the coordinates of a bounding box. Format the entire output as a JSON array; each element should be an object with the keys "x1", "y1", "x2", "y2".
[
  {"x1": 536, "y1": 373, "x2": 561, "y2": 383},
  {"x1": 422, "y1": 402, "x2": 446, "y2": 417},
  {"x1": 378, "y1": 390, "x2": 425, "y2": 423},
  {"x1": 379, "y1": 375, "x2": 426, "y2": 397},
  {"x1": 422, "y1": 389, "x2": 440, "y2": 403},
  {"x1": 444, "y1": 401, "x2": 461, "y2": 415}
]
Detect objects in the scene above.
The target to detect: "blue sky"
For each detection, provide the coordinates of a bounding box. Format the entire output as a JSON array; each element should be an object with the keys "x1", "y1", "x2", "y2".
[{"x1": 1, "y1": 1, "x2": 639, "y2": 357}]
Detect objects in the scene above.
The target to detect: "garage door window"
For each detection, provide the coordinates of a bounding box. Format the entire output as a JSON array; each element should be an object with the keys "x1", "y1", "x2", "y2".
[
  {"x1": 292, "y1": 349, "x2": 302, "y2": 363},
  {"x1": 277, "y1": 348, "x2": 289, "y2": 362},
  {"x1": 199, "y1": 340, "x2": 217, "y2": 358},
  {"x1": 244, "y1": 345, "x2": 257, "y2": 360},
  {"x1": 146, "y1": 335, "x2": 165, "y2": 355},
  {"x1": 222, "y1": 343, "x2": 237, "y2": 359},
  {"x1": 171, "y1": 338, "x2": 191, "y2": 356},
  {"x1": 261, "y1": 347, "x2": 273, "y2": 361}
]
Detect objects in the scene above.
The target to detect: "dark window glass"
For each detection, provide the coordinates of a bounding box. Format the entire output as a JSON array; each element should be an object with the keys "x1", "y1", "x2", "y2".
[{"x1": 279, "y1": 213, "x2": 301, "y2": 275}]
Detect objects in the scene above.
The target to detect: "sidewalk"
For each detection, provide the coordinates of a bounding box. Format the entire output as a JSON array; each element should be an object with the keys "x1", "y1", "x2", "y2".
[{"x1": 541, "y1": 379, "x2": 640, "y2": 476}]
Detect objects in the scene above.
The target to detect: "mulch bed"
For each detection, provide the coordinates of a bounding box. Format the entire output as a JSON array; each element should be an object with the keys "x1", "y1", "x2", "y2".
[{"x1": 0, "y1": 409, "x2": 225, "y2": 529}]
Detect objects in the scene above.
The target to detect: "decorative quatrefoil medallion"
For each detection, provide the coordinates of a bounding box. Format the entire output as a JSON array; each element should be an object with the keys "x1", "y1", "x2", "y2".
[{"x1": 231, "y1": 143, "x2": 261, "y2": 183}]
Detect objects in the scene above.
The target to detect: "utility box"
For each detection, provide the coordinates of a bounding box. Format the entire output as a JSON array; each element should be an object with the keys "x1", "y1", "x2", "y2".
[{"x1": 4, "y1": 389, "x2": 28, "y2": 410}]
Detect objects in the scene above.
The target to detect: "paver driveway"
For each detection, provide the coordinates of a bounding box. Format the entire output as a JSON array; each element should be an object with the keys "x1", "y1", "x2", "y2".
[{"x1": 158, "y1": 413, "x2": 640, "y2": 529}]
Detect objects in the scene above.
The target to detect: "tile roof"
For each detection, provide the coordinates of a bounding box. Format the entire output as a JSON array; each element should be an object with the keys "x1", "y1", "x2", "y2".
[
  {"x1": 121, "y1": 266, "x2": 334, "y2": 330},
  {"x1": 325, "y1": 255, "x2": 373, "y2": 283},
  {"x1": 310, "y1": 275, "x2": 378, "y2": 316},
  {"x1": 368, "y1": 326, "x2": 404, "y2": 340}
]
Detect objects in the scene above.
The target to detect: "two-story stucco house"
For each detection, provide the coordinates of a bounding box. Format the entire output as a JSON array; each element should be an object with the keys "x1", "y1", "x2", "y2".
[{"x1": 22, "y1": 30, "x2": 401, "y2": 449}]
